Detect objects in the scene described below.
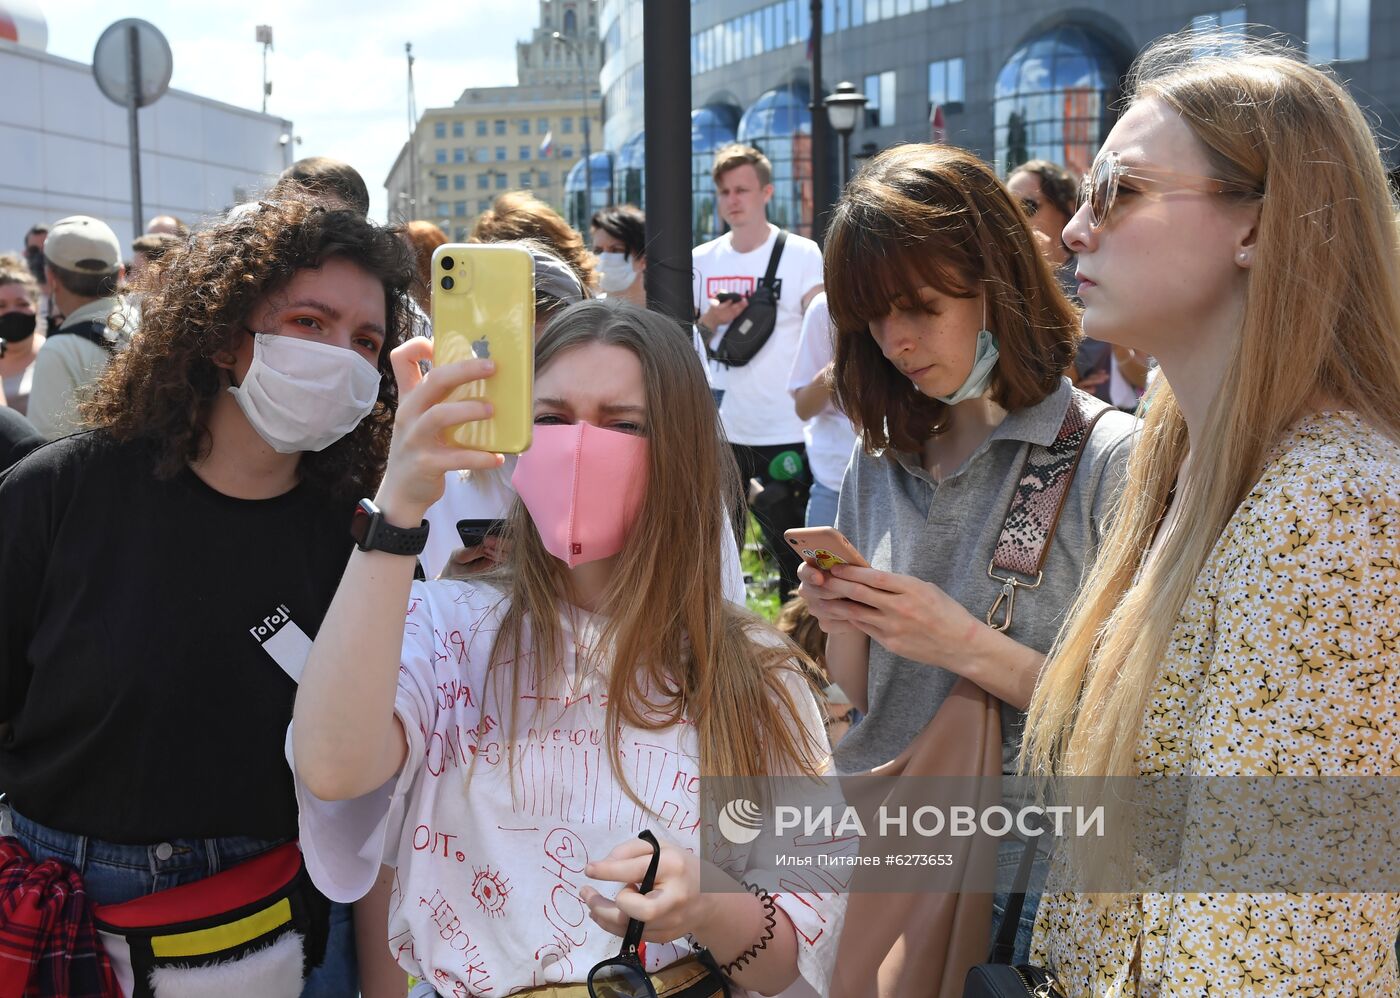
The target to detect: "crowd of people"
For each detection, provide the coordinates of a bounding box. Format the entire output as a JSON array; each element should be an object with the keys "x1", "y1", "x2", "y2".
[{"x1": 0, "y1": 28, "x2": 1397, "y2": 998}]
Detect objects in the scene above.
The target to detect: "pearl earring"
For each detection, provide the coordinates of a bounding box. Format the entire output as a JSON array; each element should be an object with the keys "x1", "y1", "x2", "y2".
[{"x1": 1237, "y1": 251, "x2": 1249, "y2": 263}]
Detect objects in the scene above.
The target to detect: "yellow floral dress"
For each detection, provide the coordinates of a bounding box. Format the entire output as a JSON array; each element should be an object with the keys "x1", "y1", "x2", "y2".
[{"x1": 1031, "y1": 412, "x2": 1400, "y2": 996}]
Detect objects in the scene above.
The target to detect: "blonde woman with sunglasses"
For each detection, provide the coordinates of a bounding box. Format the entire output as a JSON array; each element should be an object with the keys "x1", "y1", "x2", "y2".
[{"x1": 1022, "y1": 31, "x2": 1400, "y2": 996}]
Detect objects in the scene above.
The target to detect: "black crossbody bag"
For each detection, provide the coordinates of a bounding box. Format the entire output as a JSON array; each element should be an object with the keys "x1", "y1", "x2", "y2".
[{"x1": 712, "y1": 230, "x2": 786, "y2": 367}]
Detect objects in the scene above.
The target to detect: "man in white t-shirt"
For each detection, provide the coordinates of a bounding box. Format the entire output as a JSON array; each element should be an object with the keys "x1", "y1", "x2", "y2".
[
  {"x1": 693, "y1": 144, "x2": 824, "y2": 598},
  {"x1": 786, "y1": 292, "x2": 857, "y2": 528}
]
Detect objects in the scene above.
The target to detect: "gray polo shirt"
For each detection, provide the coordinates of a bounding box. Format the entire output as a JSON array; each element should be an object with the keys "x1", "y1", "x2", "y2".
[{"x1": 833, "y1": 378, "x2": 1136, "y2": 779}]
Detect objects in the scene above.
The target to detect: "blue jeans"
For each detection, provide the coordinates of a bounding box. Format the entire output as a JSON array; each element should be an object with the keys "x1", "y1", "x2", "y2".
[
  {"x1": 805, "y1": 480, "x2": 840, "y2": 528},
  {"x1": 5, "y1": 807, "x2": 357, "y2": 997},
  {"x1": 989, "y1": 834, "x2": 1048, "y2": 965}
]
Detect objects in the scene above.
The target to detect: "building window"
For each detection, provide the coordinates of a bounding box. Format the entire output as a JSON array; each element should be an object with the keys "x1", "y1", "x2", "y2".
[
  {"x1": 454, "y1": 200, "x2": 467, "y2": 217},
  {"x1": 478, "y1": 198, "x2": 491, "y2": 212},
  {"x1": 453, "y1": 148, "x2": 466, "y2": 163},
  {"x1": 864, "y1": 70, "x2": 895, "y2": 127},
  {"x1": 520, "y1": 145, "x2": 531, "y2": 161},
  {"x1": 736, "y1": 84, "x2": 813, "y2": 238},
  {"x1": 453, "y1": 174, "x2": 466, "y2": 190},
  {"x1": 1191, "y1": 8, "x2": 1247, "y2": 54},
  {"x1": 1308, "y1": 0, "x2": 1369, "y2": 63},
  {"x1": 477, "y1": 174, "x2": 489, "y2": 190},
  {"x1": 520, "y1": 171, "x2": 532, "y2": 188},
  {"x1": 436, "y1": 175, "x2": 448, "y2": 191},
  {"x1": 994, "y1": 24, "x2": 1123, "y2": 178},
  {"x1": 538, "y1": 117, "x2": 550, "y2": 133},
  {"x1": 435, "y1": 149, "x2": 447, "y2": 164},
  {"x1": 561, "y1": 146, "x2": 574, "y2": 160},
  {"x1": 495, "y1": 173, "x2": 508, "y2": 190},
  {"x1": 494, "y1": 119, "x2": 506, "y2": 135},
  {"x1": 564, "y1": 8, "x2": 577, "y2": 35},
  {"x1": 562, "y1": 116, "x2": 574, "y2": 134},
  {"x1": 928, "y1": 57, "x2": 965, "y2": 111},
  {"x1": 475, "y1": 148, "x2": 490, "y2": 164},
  {"x1": 538, "y1": 171, "x2": 551, "y2": 187},
  {"x1": 433, "y1": 121, "x2": 446, "y2": 139},
  {"x1": 476, "y1": 120, "x2": 488, "y2": 137},
  {"x1": 452, "y1": 121, "x2": 464, "y2": 138},
  {"x1": 517, "y1": 118, "x2": 530, "y2": 135},
  {"x1": 496, "y1": 146, "x2": 507, "y2": 161}
]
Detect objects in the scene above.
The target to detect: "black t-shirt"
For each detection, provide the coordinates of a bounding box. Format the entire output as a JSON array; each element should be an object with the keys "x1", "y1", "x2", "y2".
[
  {"x1": 0, "y1": 431, "x2": 355, "y2": 844},
  {"x1": 0, "y1": 407, "x2": 44, "y2": 471}
]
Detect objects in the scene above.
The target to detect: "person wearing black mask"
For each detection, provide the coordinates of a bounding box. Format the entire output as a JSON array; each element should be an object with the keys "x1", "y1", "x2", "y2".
[{"x1": 0, "y1": 259, "x2": 44, "y2": 417}]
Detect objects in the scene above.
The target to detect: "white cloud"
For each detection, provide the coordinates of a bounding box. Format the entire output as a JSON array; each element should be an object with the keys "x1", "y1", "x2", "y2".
[{"x1": 40, "y1": 0, "x2": 538, "y2": 219}]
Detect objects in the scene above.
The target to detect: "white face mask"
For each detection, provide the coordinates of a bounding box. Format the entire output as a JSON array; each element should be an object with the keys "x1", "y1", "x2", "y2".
[
  {"x1": 227, "y1": 333, "x2": 382, "y2": 454},
  {"x1": 595, "y1": 251, "x2": 637, "y2": 294}
]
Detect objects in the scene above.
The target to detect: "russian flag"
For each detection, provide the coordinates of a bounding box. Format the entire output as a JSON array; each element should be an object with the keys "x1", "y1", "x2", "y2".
[{"x1": 539, "y1": 130, "x2": 554, "y2": 158}]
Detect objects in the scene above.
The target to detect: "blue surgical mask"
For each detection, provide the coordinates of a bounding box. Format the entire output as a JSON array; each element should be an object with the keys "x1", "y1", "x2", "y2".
[{"x1": 934, "y1": 328, "x2": 1000, "y2": 405}]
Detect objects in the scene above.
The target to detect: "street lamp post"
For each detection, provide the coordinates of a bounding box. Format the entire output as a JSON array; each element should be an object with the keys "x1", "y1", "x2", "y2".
[
  {"x1": 551, "y1": 30, "x2": 594, "y2": 223},
  {"x1": 823, "y1": 82, "x2": 868, "y2": 189}
]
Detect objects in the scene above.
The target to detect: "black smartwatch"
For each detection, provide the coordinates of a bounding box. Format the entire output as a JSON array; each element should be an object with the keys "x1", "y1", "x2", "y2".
[{"x1": 350, "y1": 498, "x2": 430, "y2": 556}]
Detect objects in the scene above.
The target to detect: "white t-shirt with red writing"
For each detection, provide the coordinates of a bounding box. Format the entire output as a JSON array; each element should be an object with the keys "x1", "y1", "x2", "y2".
[
  {"x1": 290, "y1": 580, "x2": 845, "y2": 996},
  {"x1": 692, "y1": 224, "x2": 825, "y2": 447}
]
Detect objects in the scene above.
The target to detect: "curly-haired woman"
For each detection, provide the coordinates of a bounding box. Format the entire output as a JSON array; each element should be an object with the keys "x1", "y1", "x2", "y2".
[{"x1": 0, "y1": 197, "x2": 414, "y2": 995}]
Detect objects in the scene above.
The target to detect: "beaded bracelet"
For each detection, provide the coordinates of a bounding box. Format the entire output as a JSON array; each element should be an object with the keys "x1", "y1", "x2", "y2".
[{"x1": 689, "y1": 881, "x2": 778, "y2": 977}]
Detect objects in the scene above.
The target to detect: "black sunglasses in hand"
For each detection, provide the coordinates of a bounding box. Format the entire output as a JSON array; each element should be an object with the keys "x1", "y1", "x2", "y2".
[{"x1": 587, "y1": 830, "x2": 664, "y2": 998}]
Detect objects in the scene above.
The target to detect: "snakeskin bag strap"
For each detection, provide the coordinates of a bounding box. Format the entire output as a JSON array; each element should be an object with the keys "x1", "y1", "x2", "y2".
[{"x1": 985, "y1": 389, "x2": 1112, "y2": 632}]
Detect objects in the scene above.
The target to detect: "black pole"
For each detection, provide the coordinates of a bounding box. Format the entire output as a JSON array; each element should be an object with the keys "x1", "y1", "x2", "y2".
[
  {"x1": 839, "y1": 130, "x2": 850, "y2": 193},
  {"x1": 126, "y1": 25, "x2": 144, "y2": 240},
  {"x1": 809, "y1": 0, "x2": 830, "y2": 244},
  {"x1": 642, "y1": 3, "x2": 692, "y2": 325}
]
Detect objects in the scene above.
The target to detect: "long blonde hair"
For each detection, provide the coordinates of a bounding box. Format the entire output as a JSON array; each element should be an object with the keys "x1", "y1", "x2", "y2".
[
  {"x1": 1022, "y1": 32, "x2": 1400, "y2": 784},
  {"x1": 481, "y1": 300, "x2": 825, "y2": 805}
]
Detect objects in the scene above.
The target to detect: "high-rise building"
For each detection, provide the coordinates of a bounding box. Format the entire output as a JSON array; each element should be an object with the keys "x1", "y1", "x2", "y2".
[
  {"x1": 385, "y1": 0, "x2": 601, "y2": 236},
  {"x1": 598, "y1": 0, "x2": 1398, "y2": 246}
]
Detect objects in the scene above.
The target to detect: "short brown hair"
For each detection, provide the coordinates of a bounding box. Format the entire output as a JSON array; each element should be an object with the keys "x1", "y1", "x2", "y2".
[
  {"x1": 470, "y1": 191, "x2": 597, "y2": 290},
  {"x1": 711, "y1": 144, "x2": 772, "y2": 187},
  {"x1": 1008, "y1": 159, "x2": 1080, "y2": 220},
  {"x1": 132, "y1": 233, "x2": 182, "y2": 261},
  {"x1": 0, "y1": 254, "x2": 39, "y2": 303},
  {"x1": 277, "y1": 157, "x2": 371, "y2": 216},
  {"x1": 825, "y1": 144, "x2": 1080, "y2": 454},
  {"x1": 398, "y1": 220, "x2": 448, "y2": 311}
]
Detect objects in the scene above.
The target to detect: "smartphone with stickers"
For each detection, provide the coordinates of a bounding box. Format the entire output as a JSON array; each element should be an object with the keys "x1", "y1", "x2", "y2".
[
  {"x1": 430, "y1": 243, "x2": 535, "y2": 453},
  {"x1": 783, "y1": 526, "x2": 869, "y2": 571}
]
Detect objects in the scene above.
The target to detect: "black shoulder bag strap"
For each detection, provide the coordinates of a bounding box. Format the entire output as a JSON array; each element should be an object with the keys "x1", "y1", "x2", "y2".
[
  {"x1": 51, "y1": 318, "x2": 116, "y2": 354},
  {"x1": 759, "y1": 228, "x2": 787, "y2": 295}
]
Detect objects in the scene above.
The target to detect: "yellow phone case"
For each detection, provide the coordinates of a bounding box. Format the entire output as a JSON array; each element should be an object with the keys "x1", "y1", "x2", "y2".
[{"x1": 430, "y1": 243, "x2": 535, "y2": 453}]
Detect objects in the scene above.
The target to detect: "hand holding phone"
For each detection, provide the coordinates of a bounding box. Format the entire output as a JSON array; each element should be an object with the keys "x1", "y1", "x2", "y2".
[
  {"x1": 715, "y1": 291, "x2": 745, "y2": 304},
  {"x1": 431, "y1": 244, "x2": 535, "y2": 454},
  {"x1": 783, "y1": 526, "x2": 869, "y2": 571}
]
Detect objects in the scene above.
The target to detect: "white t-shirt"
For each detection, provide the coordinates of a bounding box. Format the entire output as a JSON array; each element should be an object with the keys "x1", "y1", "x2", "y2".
[
  {"x1": 291, "y1": 581, "x2": 845, "y2": 996},
  {"x1": 421, "y1": 468, "x2": 749, "y2": 605},
  {"x1": 784, "y1": 294, "x2": 857, "y2": 492},
  {"x1": 692, "y1": 225, "x2": 824, "y2": 446}
]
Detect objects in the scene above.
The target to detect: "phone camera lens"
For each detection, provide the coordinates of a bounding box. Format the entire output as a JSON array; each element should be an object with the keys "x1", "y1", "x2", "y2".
[
  {"x1": 441, "y1": 255, "x2": 455, "y2": 271},
  {"x1": 441, "y1": 276, "x2": 455, "y2": 290}
]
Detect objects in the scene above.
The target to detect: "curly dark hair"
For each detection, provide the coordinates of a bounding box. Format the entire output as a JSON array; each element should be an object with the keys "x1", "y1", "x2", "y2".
[{"x1": 82, "y1": 198, "x2": 415, "y2": 501}]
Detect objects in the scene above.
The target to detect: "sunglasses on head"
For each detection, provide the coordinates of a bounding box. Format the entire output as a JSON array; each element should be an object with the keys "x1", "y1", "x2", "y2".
[{"x1": 1080, "y1": 150, "x2": 1258, "y2": 230}]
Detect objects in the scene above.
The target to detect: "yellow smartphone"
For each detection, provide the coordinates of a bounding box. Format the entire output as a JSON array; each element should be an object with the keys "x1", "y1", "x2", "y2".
[{"x1": 430, "y1": 243, "x2": 535, "y2": 453}]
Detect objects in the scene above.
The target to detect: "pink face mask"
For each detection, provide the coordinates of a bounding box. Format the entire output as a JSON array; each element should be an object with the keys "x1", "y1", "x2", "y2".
[{"x1": 511, "y1": 422, "x2": 649, "y2": 568}]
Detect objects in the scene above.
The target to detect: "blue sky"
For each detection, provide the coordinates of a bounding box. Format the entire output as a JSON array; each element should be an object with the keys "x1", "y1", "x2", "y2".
[{"x1": 40, "y1": 1, "x2": 540, "y2": 220}]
